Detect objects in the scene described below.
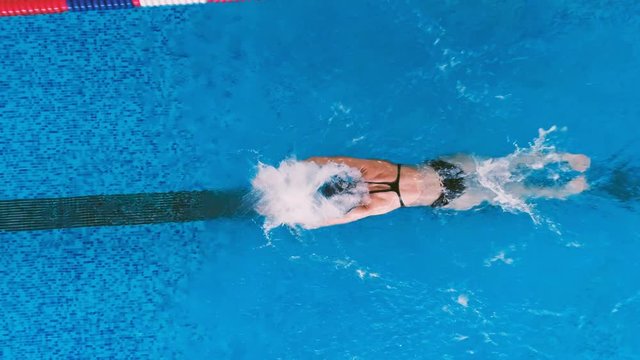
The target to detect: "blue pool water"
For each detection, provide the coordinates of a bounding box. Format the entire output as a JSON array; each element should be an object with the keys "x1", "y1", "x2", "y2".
[{"x1": 1, "y1": 1, "x2": 639, "y2": 358}]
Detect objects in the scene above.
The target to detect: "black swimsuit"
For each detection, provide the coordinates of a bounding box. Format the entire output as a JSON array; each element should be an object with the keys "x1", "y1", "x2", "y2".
[
  {"x1": 366, "y1": 164, "x2": 406, "y2": 207},
  {"x1": 428, "y1": 160, "x2": 466, "y2": 207}
]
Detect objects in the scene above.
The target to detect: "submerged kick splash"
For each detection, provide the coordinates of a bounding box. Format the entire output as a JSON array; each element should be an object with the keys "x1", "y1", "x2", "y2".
[{"x1": 252, "y1": 127, "x2": 590, "y2": 230}]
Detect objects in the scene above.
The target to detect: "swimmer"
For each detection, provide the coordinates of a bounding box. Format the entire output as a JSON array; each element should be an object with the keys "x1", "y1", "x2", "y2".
[{"x1": 305, "y1": 153, "x2": 590, "y2": 227}]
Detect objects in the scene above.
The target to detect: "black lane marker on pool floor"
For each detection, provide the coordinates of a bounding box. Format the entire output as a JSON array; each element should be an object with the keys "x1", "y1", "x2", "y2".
[{"x1": 0, "y1": 190, "x2": 253, "y2": 232}]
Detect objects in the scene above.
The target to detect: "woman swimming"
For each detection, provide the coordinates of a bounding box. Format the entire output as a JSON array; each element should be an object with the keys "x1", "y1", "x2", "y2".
[{"x1": 304, "y1": 152, "x2": 590, "y2": 227}]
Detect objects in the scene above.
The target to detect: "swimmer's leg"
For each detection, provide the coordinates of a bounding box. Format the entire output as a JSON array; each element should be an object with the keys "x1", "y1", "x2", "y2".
[
  {"x1": 444, "y1": 189, "x2": 495, "y2": 210},
  {"x1": 506, "y1": 175, "x2": 589, "y2": 200},
  {"x1": 508, "y1": 153, "x2": 591, "y2": 172},
  {"x1": 446, "y1": 175, "x2": 589, "y2": 210},
  {"x1": 503, "y1": 152, "x2": 590, "y2": 200},
  {"x1": 437, "y1": 153, "x2": 590, "y2": 209},
  {"x1": 441, "y1": 153, "x2": 591, "y2": 174}
]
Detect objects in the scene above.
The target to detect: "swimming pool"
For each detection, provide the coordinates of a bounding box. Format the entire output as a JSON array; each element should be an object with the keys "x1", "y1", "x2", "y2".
[{"x1": 1, "y1": 1, "x2": 639, "y2": 358}]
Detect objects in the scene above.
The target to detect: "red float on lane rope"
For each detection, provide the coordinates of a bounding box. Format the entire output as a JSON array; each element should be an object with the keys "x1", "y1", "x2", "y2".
[{"x1": 0, "y1": 0, "x2": 68, "y2": 16}]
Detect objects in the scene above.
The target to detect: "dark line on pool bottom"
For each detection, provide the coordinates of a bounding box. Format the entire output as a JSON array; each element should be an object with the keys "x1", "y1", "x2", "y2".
[{"x1": 0, "y1": 190, "x2": 254, "y2": 232}]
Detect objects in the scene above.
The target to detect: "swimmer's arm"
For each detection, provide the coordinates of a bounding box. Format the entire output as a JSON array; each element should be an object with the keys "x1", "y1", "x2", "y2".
[
  {"x1": 305, "y1": 156, "x2": 365, "y2": 169},
  {"x1": 305, "y1": 156, "x2": 390, "y2": 172},
  {"x1": 310, "y1": 203, "x2": 394, "y2": 228}
]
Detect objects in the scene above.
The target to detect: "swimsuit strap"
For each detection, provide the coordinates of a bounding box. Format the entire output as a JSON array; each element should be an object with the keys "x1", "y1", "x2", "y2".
[{"x1": 366, "y1": 164, "x2": 406, "y2": 207}]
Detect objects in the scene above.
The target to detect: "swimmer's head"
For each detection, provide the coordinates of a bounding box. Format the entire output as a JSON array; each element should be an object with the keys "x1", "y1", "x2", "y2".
[{"x1": 318, "y1": 175, "x2": 358, "y2": 198}]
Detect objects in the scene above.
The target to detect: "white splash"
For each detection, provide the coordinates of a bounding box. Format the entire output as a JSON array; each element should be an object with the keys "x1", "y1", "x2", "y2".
[
  {"x1": 565, "y1": 241, "x2": 583, "y2": 248},
  {"x1": 611, "y1": 290, "x2": 640, "y2": 314},
  {"x1": 484, "y1": 251, "x2": 514, "y2": 267},
  {"x1": 457, "y1": 294, "x2": 469, "y2": 307},
  {"x1": 251, "y1": 158, "x2": 369, "y2": 231},
  {"x1": 474, "y1": 125, "x2": 567, "y2": 226}
]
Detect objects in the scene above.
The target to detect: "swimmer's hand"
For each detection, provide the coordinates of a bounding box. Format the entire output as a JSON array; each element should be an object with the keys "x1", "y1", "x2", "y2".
[{"x1": 563, "y1": 154, "x2": 591, "y2": 172}]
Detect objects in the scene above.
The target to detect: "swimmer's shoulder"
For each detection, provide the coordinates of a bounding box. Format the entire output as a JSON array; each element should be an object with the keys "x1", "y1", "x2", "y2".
[{"x1": 306, "y1": 156, "x2": 394, "y2": 170}]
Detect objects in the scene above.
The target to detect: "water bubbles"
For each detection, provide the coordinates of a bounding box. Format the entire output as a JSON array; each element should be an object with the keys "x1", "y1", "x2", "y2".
[{"x1": 251, "y1": 159, "x2": 369, "y2": 231}]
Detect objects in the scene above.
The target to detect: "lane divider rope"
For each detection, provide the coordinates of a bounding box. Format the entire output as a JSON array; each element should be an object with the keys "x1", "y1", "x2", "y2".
[{"x1": 0, "y1": 0, "x2": 249, "y2": 16}]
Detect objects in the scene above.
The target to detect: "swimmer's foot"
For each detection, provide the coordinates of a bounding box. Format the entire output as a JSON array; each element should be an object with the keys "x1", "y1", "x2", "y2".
[
  {"x1": 562, "y1": 154, "x2": 591, "y2": 172},
  {"x1": 566, "y1": 175, "x2": 589, "y2": 194}
]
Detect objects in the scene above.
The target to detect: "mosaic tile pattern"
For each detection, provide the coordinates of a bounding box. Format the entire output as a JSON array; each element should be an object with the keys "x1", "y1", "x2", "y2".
[
  {"x1": 0, "y1": 224, "x2": 208, "y2": 358},
  {"x1": 0, "y1": 8, "x2": 248, "y2": 200},
  {"x1": 0, "y1": 6, "x2": 256, "y2": 358}
]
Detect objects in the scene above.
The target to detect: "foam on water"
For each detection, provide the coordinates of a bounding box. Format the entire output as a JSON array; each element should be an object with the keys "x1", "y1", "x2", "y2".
[
  {"x1": 474, "y1": 125, "x2": 568, "y2": 227},
  {"x1": 251, "y1": 159, "x2": 369, "y2": 231}
]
